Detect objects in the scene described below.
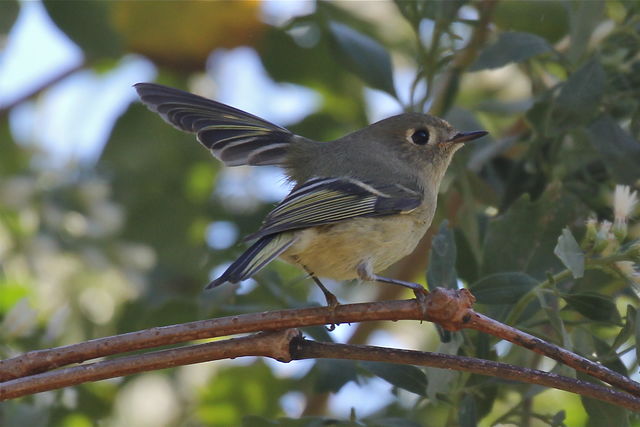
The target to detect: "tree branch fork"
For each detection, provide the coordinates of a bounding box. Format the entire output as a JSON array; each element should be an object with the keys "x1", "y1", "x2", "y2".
[{"x1": 1, "y1": 288, "x2": 639, "y2": 412}]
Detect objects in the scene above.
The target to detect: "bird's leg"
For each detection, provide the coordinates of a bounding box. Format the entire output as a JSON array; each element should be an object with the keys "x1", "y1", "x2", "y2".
[
  {"x1": 309, "y1": 274, "x2": 340, "y2": 309},
  {"x1": 302, "y1": 266, "x2": 339, "y2": 331},
  {"x1": 356, "y1": 263, "x2": 428, "y2": 307}
]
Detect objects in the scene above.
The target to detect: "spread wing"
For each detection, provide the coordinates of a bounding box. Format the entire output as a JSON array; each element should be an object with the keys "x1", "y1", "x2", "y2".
[
  {"x1": 135, "y1": 83, "x2": 293, "y2": 166},
  {"x1": 245, "y1": 177, "x2": 423, "y2": 240}
]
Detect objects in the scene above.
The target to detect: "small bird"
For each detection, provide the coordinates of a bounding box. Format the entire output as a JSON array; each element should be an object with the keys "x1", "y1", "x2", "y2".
[{"x1": 134, "y1": 83, "x2": 487, "y2": 305}]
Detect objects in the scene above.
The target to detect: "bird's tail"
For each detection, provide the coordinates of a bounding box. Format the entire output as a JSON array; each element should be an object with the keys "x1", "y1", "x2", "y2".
[
  {"x1": 206, "y1": 233, "x2": 297, "y2": 289},
  {"x1": 135, "y1": 83, "x2": 295, "y2": 167}
]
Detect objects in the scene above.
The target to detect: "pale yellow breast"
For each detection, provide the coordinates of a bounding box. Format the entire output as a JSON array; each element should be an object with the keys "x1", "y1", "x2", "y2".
[{"x1": 281, "y1": 206, "x2": 433, "y2": 280}]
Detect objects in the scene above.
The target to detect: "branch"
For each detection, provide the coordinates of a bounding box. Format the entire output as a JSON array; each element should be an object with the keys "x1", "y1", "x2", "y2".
[
  {"x1": 2, "y1": 288, "x2": 640, "y2": 404},
  {"x1": 0, "y1": 298, "x2": 429, "y2": 382},
  {"x1": 291, "y1": 336, "x2": 640, "y2": 412},
  {"x1": 0, "y1": 329, "x2": 299, "y2": 400},
  {"x1": 0, "y1": 61, "x2": 85, "y2": 118},
  {"x1": 3, "y1": 328, "x2": 640, "y2": 412},
  {"x1": 429, "y1": 0, "x2": 497, "y2": 116}
]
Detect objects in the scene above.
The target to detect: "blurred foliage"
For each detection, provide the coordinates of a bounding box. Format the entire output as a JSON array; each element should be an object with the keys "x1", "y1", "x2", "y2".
[{"x1": 2, "y1": 1, "x2": 640, "y2": 426}]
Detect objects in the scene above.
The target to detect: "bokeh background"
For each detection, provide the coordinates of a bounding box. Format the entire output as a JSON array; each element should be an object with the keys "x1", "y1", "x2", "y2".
[{"x1": 1, "y1": 1, "x2": 640, "y2": 426}]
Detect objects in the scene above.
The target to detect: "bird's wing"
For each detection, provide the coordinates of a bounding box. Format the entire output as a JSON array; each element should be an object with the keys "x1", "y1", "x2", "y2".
[
  {"x1": 245, "y1": 177, "x2": 423, "y2": 240},
  {"x1": 134, "y1": 83, "x2": 293, "y2": 166}
]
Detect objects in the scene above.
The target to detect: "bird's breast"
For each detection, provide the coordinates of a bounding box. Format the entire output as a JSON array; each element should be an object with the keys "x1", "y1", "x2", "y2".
[{"x1": 280, "y1": 207, "x2": 434, "y2": 280}]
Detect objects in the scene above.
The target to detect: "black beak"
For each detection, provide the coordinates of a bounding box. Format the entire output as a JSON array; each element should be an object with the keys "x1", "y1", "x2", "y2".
[{"x1": 448, "y1": 130, "x2": 488, "y2": 143}]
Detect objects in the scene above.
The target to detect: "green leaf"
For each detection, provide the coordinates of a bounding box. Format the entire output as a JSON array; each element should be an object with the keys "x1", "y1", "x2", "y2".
[
  {"x1": 43, "y1": 0, "x2": 123, "y2": 59},
  {"x1": 366, "y1": 418, "x2": 421, "y2": 427},
  {"x1": 395, "y1": 0, "x2": 463, "y2": 25},
  {"x1": 360, "y1": 361, "x2": 427, "y2": 396},
  {"x1": 242, "y1": 416, "x2": 278, "y2": 427},
  {"x1": 579, "y1": 375, "x2": 630, "y2": 427},
  {"x1": 593, "y1": 336, "x2": 627, "y2": 375},
  {"x1": 554, "y1": 59, "x2": 605, "y2": 124},
  {"x1": 562, "y1": 292, "x2": 619, "y2": 323},
  {"x1": 635, "y1": 308, "x2": 640, "y2": 364},
  {"x1": 427, "y1": 221, "x2": 457, "y2": 290},
  {"x1": 551, "y1": 410, "x2": 566, "y2": 427},
  {"x1": 0, "y1": 0, "x2": 19, "y2": 35},
  {"x1": 611, "y1": 305, "x2": 636, "y2": 351},
  {"x1": 493, "y1": 1, "x2": 569, "y2": 43},
  {"x1": 470, "y1": 272, "x2": 537, "y2": 304},
  {"x1": 481, "y1": 184, "x2": 585, "y2": 279},
  {"x1": 567, "y1": 0, "x2": 604, "y2": 64},
  {"x1": 587, "y1": 115, "x2": 640, "y2": 185},
  {"x1": 458, "y1": 393, "x2": 478, "y2": 427},
  {"x1": 470, "y1": 32, "x2": 551, "y2": 71},
  {"x1": 554, "y1": 228, "x2": 585, "y2": 279},
  {"x1": 327, "y1": 22, "x2": 396, "y2": 96},
  {"x1": 311, "y1": 359, "x2": 358, "y2": 393}
]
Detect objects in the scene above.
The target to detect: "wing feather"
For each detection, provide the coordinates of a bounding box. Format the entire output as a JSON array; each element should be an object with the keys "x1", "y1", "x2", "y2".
[
  {"x1": 135, "y1": 83, "x2": 293, "y2": 166},
  {"x1": 245, "y1": 177, "x2": 422, "y2": 240}
]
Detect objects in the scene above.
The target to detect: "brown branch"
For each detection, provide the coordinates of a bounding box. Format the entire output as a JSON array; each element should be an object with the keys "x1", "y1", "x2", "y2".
[
  {"x1": 2, "y1": 288, "x2": 640, "y2": 404},
  {"x1": 0, "y1": 329, "x2": 299, "y2": 400},
  {"x1": 3, "y1": 328, "x2": 640, "y2": 412},
  {"x1": 291, "y1": 337, "x2": 640, "y2": 412},
  {"x1": 465, "y1": 311, "x2": 640, "y2": 398},
  {"x1": 0, "y1": 298, "x2": 427, "y2": 382},
  {"x1": 0, "y1": 62, "x2": 85, "y2": 118},
  {"x1": 429, "y1": 0, "x2": 497, "y2": 116}
]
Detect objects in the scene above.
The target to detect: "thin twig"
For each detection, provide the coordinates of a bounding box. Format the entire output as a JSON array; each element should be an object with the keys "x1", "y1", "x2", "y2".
[
  {"x1": 0, "y1": 62, "x2": 85, "y2": 117},
  {"x1": 466, "y1": 311, "x2": 640, "y2": 397},
  {"x1": 291, "y1": 337, "x2": 640, "y2": 412},
  {"x1": 0, "y1": 329, "x2": 299, "y2": 400}
]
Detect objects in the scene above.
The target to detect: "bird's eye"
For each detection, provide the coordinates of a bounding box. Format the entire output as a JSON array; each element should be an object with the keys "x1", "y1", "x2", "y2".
[{"x1": 411, "y1": 129, "x2": 430, "y2": 145}]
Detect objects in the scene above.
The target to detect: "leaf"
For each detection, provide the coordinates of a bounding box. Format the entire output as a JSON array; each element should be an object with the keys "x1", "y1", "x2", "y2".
[
  {"x1": 567, "y1": 0, "x2": 604, "y2": 64},
  {"x1": 0, "y1": 0, "x2": 19, "y2": 35},
  {"x1": 611, "y1": 305, "x2": 636, "y2": 351},
  {"x1": 311, "y1": 359, "x2": 357, "y2": 393},
  {"x1": 554, "y1": 59, "x2": 605, "y2": 124},
  {"x1": 551, "y1": 410, "x2": 566, "y2": 427},
  {"x1": 562, "y1": 292, "x2": 619, "y2": 323},
  {"x1": 587, "y1": 115, "x2": 640, "y2": 185},
  {"x1": 470, "y1": 272, "x2": 537, "y2": 304},
  {"x1": 593, "y1": 336, "x2": 627, "y2": 375},
  {"x1": 554, "y1": 228, "x2": 585, "y2": 278},
  {"x1": 242, "y1": 416, "x2": 278, "y2": 427},
  {"x1": 481, "y1": 183, "x2": 585, "y2": 279},
  {"x1": 635, "y1": 308, "x2": 640, "y2": 365},
  {"x1": 43, "y1": 0, "x2": 123, "y2": 59},
  {"x1": 579, "y1": 374, "x2": 630, "y2": 427},
  {"x1": 394, "y1": 0, "x2": 463, "y2": 27},
  {"x1": 427, "y1": 221, "x2": 457, "y2": 290},
  {"x1": 360, "y1": 361, "x2": 427, "y2": 396},
  {"x1": 493, "y1": 1, "x2": 569, "y2": 43},
  {"x1": 366, "y1": 418, "x2": 422, "y2": 427},
  {"x1": 458, "y1": 393, "x2": 478, "y2": 427},
  {"x1": 327, "y1": 21, "x2": 396, "y2": 96},
  {"x1": 471, "y1": 32, "x2": 551, "y2": 71},
  {"x1": 260, "y1": 25, "x2": 345, "y2": 91}
]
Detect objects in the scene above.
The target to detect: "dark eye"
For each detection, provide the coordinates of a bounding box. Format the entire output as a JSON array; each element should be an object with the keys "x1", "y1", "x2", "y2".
[{"x1": 411, "y1": 129, "x2": 430, "y2": 145}]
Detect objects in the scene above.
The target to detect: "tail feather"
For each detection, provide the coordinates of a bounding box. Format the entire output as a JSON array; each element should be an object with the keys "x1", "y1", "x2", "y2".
[
  {"x1": 134, "y1": 83, "x2": 294, "y2": 167},
  {"x1": 206, "y1": 233, "x2": 296, "y2": 289}
]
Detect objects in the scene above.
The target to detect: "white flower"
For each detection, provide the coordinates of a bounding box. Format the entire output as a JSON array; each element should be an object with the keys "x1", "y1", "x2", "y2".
[
  {"x1": 617, "y1": 261, "x2": 640, "y2": 298},
  {"x1": 613, "y1": 185, "x2": 638, "y2": 239},
  {"x1": 597, "y1": 220, "x2": 612, "y2": 241}
]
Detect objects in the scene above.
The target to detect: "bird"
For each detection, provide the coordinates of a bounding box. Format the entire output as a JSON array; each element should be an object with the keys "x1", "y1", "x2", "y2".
[{"x1": 134, "y1": 83, "x2": 487, "y2": 306}]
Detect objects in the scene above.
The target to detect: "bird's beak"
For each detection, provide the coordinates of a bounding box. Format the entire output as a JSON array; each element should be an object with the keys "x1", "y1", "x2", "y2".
[{"x1": 448, "y1": 130, "x2": 488, "y2": 143}]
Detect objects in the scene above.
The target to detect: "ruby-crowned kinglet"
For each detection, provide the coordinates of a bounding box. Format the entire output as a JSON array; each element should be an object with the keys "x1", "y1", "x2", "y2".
[{"x1": 135, "y1": 83, "x2": 487, "y2": 303}]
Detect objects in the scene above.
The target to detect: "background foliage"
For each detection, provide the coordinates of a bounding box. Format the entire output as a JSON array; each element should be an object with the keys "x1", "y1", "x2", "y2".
[{"x1": 1, "y1": 1, "x2": 640, "y2": 426}]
